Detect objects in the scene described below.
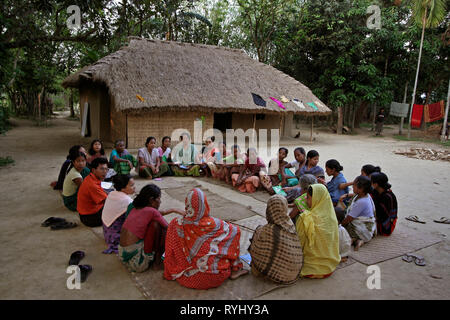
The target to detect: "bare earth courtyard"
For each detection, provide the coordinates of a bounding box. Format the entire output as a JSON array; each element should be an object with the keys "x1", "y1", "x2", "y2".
[{"x1": 0, "y1": 114, "x2": 449, "y2": 300}]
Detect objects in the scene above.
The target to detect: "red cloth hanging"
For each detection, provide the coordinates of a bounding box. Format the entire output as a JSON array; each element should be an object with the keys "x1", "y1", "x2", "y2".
[
  {"x1": 411, "y1": 104, "x2": 424, "y2": 128},
  {"x1": 424, "y1": 100, "x2": 444, "y2": 123}
]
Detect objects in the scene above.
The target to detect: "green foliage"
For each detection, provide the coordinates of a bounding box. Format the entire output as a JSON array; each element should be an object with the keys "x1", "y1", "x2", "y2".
[
  {"x1": 0, "y1": 104, "x2": 10, "y2": 134},
  {"x1": 0, "y1": 0, "x2": 447, "y2": 130}
]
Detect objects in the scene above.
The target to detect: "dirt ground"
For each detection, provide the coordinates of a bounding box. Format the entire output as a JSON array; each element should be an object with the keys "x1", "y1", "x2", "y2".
[{"x1": 0, "y1": 113, "x2": 449, "y2": 300}]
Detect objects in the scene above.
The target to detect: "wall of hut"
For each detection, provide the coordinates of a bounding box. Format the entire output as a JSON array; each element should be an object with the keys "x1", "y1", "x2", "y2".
[
  {"x1": 79, "y1": 83, "x2": 111, "y2": 142},
  {"x1": 126, "y1": 111, "x2": 214, "y2": 149}
]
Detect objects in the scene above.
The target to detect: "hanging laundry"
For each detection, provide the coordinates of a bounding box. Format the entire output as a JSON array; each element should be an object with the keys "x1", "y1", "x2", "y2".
[
  {"x1": 251, "y1": 93, "x2": 266, "y2": 107},
  {"x1": 136, "y1": 94, "x2": 145, "y2": 102},
  {"x1": 292, "y1": 99, "x2": 306, "y2": 109},
  {"x1": 390, "y1": 102, "x2": 409, "y2": 118},
  {"x1": 270, "y1": 97, "x2": 286, "y2": 110},
  {"x1": 424, "y1": 100, "x2": 444, "y2": 123},
  {"x1": 314, "y1": 100, "x2": 327, "y2": 109},
  {"x1": 306, "y1": 102, "x2": 319, "y2": 111},
  {"x1": 411, "y1": 104, "x2": 424, "y2": 128},
  {"x1": 280, "y1": 96, "x2": 290, "y2": 103}
]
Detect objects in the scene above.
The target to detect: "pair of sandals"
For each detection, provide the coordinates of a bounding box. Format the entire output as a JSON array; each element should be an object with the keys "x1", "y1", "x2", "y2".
[
  {"x1": 402, "y1": 253, "x2": 426, "y2": 266},
  {"x1": 406, "y1": 215, "x2": 450, "y2": 224},
  {"x1": 41, "y1": 217, "x2": 77, "y2": 230},
  {"x1": 69, "y1": 251, "x2": 92, "y2": 283}
]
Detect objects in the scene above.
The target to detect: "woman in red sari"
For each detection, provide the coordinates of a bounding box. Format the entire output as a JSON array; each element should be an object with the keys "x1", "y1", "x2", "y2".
[{"x1": 164, "y1": 188, "x2": 248, "y2": 289}]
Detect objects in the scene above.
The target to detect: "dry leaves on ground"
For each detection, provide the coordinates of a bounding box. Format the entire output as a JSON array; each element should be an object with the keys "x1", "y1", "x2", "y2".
[{"x1": 394, "y1": 148, "x2": 450, "y2": 162}]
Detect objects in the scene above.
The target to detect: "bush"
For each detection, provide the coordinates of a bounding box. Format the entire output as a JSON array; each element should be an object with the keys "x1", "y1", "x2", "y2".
[{"x1": 0, "y1": 105, "x2": 10, "y2": 134}]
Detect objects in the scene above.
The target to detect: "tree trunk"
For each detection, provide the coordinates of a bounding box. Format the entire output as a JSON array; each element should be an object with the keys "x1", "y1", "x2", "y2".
[
  {"x1": 351, "y1": 104, "x2": 356, "y2": 130},
  {"x1": 337, "y1": 106, "x2": 343, "y2": 134},
  {"x1": 69, "y1": 90, "x2": 75, "y2": 117},
  {"x1": 354, "y1": 101, "x2": 368, "y2": 128},
  {"x1": 408, "y1": 6, "x2": 427, "y2": 139}
]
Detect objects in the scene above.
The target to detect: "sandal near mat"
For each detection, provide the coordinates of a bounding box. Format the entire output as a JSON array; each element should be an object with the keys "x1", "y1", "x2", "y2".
[
  {"x1": 402, "y1": 255, "x2": 414, "y2": 263},
  {"x1": 402, "y1": 254, "x2": 426, "y2": 266},
  {"x1": 51, "y1": 221, "x2": 77, "y2": 230},
  {"x1": 414, "y1": 256, "x2": 426, "y2": 266},
  {"x1": 405, "y1": 215, "x2": 426, "y2": 224},
  {"x1": 68, "y1": 251, "x2": 85, "y2": 266},
  {"x1": 433, "y1": 217, "x2": 450, "y2": 224},
  {"x1": 41, "y1": 217, "x2": 66, "y2": 227},
  {"x1": 79, "y1": 265, "x2": 93, "y2": 283}
]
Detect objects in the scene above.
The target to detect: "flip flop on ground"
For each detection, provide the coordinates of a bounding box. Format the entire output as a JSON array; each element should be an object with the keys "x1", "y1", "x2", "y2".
[
  {"x1": 405, "y1": 215, "x2": 426, "y2": 224},
  {"x1": 68, "y1": 251, "x2": 85, "y2": 266},
  {"x1": 51, "y1": 221, "x2": 77, "y2": 230},
  {"x1": 402, "y1": 254, "x2": 426, "y2": 266},
  {"x1": 41, "y1": 217, "x2": 66, "y2": 227},
  {"x1": 433, "y1": 217, "x2": 450, "y2": 224},
  {"x1": 79, "y1": 265, "x2": 93, "y2": 282}
]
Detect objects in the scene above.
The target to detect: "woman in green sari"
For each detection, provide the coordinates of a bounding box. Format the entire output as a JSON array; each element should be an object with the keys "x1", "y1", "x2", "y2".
[{"x1": 171, "y1": 133, "x2": 200, "y2": 177}]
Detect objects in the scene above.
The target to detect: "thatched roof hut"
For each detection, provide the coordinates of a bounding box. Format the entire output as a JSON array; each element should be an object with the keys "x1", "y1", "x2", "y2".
[{"x1": 63, "y1": 37, "x2": 330, "y2": 148}]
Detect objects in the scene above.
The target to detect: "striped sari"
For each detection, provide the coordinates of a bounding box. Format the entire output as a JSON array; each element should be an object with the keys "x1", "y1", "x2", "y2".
[{"x1": 164, "y1": 188, "x2": 243, "y2": 289}]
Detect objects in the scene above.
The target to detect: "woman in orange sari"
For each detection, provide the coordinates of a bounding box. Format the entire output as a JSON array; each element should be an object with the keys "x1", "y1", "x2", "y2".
[{"x1": 164, "y1": 188, "x2": 248, "y2": 289}]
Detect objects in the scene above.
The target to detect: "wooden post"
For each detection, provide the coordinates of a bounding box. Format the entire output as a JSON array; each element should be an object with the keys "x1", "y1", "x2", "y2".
[
  {"x1": 337, "y1": 106, "x2": 343, "y2": 134},
  {"x1": 252, "y1": 113, "x2": 256, "y2": 142},
  {"x1": 400, "y1": 81, "x2": 408, "y2": 135},
  {"x1": 310, "y1": 116, "x2": 314, "y2": 142},
  {"x1": 441, "y1": 79, "x2": 450, "y2": 141},
  {"x1": 37, "y1": 93, "x2": 41, "y2": 122}
]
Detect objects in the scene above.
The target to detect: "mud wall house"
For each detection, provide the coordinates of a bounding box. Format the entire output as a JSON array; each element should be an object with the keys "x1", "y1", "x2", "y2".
[{"x1": 62, "y1": 37, "x2": 331, "y2": 149}]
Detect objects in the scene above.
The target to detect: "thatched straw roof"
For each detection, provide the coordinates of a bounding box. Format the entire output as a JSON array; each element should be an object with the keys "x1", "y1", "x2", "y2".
[{"x1": 62, "y1": 37, "x2": 331, "y2": 116}]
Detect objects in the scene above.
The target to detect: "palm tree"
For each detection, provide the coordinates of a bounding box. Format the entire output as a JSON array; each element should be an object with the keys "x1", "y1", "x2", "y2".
[{"x1": 407, "y1": 0, "x2": 446, "y2": 139}]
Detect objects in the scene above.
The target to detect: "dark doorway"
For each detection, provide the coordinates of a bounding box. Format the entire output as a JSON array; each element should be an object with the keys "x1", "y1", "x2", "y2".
[{"x1": 214, "y1": 112, "x2": 233, "y2": 132}]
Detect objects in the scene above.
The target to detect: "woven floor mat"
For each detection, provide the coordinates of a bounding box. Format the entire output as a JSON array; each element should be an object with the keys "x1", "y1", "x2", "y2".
[
  {"x1": 233, "y1": 215, "x2": 267, "y2": 232},
  {"x1": 198, "y1": 177, "x2": 271, "y2": 204},
  {"x1": 130, "y1": 228, "x2": 287, "y2": 300},
  {"x1": 133, "y1": 177, "x2": 184, "y2": 191},
  {"x1": 336, "y1": 256, "x2": 357, "y2": 270},
  {"x1": 349, "y1": 226, "x2": 443, "y2": 265},
  {"x1": 164, "y1": 181, "x2": 256, "y2": 222}
]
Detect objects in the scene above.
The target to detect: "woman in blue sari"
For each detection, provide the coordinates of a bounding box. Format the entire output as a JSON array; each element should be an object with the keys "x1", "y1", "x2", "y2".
[{"x1": 298, "y1": 150, "x2": 325, "y2": 181}]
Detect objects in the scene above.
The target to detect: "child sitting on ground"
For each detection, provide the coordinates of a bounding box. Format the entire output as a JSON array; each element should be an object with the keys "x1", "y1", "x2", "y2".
[
  {"x1": 62, "y1": 151, "x2": 88, "y2": 211},
  {"x1": 339, "y1": 176, "x2": 377, "y2": 251},
  {"x1": 270, "y1": 147, "x2": 299, "y2": 187},
  {"x1": 110, "y1": 140, "x2": 137, "y2": 175},
  {"x1": 335, "y1": 207, "x2": 352, "y2": 262},
  {"x1": 282, "y1": 147, "x2": 306, "y2": 178},
  {"x1": 51, "y1": 145, "x2": 89, "y2": 190},
  {"x1": 87, "y1": 139, "x2": 108, "y2": 168},
  {"x1": 102, "y1": 174, "x2": 135, "y2": 254}
]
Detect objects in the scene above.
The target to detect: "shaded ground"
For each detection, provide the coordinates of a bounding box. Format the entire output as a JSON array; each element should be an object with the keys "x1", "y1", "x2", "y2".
[{"x1": 0, "y1": 113, "x2": 449, "y2": 299}]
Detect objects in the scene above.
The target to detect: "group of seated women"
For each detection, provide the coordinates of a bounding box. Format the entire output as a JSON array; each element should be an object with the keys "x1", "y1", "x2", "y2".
[{"x1": 51, "y1": 136, "x2": 398, "y2": 289}]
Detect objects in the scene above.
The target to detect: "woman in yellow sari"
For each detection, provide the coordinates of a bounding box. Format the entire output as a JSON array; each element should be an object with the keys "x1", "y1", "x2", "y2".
[{"x1": 296, "y1": 184, "x2": 340, "y2": 278}]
